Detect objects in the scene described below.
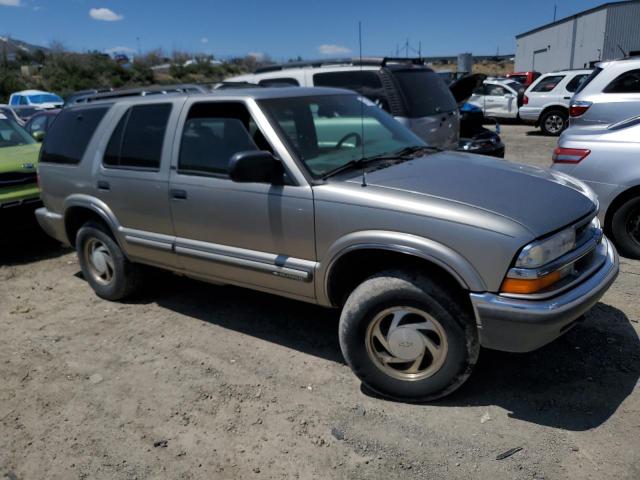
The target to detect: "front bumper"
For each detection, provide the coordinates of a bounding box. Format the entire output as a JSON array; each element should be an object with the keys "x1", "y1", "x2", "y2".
[{"x1": 470, "y1": 236, "x2": 619, "y2": 352}]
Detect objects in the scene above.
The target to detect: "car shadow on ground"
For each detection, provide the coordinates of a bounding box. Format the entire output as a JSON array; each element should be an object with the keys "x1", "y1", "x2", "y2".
[
  {"x1": 129, "y1": 273, "x2": 639, "y2": 431},
  {"x1": 525, "y1": 129, "x2": 552, "y2": 137},
  {"x1": 0, "y1": 210, "x2": 70, "y2": 266}
]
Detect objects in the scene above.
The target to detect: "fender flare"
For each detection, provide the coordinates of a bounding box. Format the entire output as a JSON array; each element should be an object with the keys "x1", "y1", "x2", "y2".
[
  {"x1": 316, "y1": 230, "x2": 486, "y2": 306},
  {"x1": 63, "y1": 194, "x2": 126, "y2": 249}
]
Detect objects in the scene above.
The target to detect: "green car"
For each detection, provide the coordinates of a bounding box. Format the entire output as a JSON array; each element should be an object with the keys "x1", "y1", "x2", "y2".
[{"x1": 0, "y1": 113, "x2": 41, "y2": 209}]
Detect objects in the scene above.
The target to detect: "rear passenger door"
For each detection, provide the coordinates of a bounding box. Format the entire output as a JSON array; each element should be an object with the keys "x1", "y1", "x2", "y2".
[
  {"x1": 168, "y1": 99, "x2": 316, "y2": 300},
  {"x1": 94, "y1": 100, "x2": 182, "y2": 269}
]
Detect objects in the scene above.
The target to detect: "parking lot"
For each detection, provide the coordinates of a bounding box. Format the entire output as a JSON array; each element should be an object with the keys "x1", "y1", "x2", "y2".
[{"x1": 1, "y1": 124, "x2": 639, "y2": 480}]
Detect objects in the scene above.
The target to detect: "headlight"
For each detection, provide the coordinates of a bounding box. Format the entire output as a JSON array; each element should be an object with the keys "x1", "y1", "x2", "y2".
[
  {"x1": 515, "y1": 226, "x2": 576, "y2": 268},
  {"x1": 460, "y1": 141, "x2": 481, "y2": 151}
]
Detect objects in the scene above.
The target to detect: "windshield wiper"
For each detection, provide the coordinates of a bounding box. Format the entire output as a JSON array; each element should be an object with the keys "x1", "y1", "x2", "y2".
[
  {"x1": 321, "y1": 157, "x2": 367, "y2": 180},
  {"x1": 363, "y1": 145, "x2": 439, "y2": 162}
]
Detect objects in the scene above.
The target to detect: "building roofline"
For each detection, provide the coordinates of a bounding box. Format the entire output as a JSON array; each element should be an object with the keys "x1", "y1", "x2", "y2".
[{"x1": 516, "y1": 0, "x2": 639, "y2": 39}]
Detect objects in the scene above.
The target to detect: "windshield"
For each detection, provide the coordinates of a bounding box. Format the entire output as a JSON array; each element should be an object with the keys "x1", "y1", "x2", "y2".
[
  {"x1": 259, "y1": 94, "x2": 426, "y2": 178},
  {"x1": 391, "y1": 69, "x2": 457, "y2": 117},
  {"x1": 0, "y1": 116, "x2": 36, "y2": 148},
  {"x1": 27, "y1": 94, "x2": 63, "y2": 104}
]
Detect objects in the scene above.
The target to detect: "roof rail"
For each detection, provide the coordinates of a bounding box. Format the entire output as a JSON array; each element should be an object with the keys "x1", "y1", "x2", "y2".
[
  {"x1": 65, "y1": 84, "x2": 209, "y2": 106},
  {"x1": 254, "y1": 56, "x2": 428, "y2": 74}
]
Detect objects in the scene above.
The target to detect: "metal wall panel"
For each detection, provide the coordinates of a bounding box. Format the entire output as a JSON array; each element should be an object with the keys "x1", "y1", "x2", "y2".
[{"x1": 603, "y1": 2, "x2": 640, "y2": 59}]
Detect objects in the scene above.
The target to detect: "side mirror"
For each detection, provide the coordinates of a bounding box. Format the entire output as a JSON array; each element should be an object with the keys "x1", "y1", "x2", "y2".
[
  {"x1": 32, "y1": 130, "x2": 45, "y2": 142},
  {"x1": 228, "y1": 150, "x2": 283, "y2": 184}
]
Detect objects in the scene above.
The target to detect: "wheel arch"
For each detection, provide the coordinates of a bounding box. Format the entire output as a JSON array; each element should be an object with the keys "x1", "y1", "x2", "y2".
[
  {"x1": 63, "y1": 195, "x2": 122, "y2": 248},
  {"x1": 537, "y1": 104, "x2": 568, "y2": 125},
  {"x1": 603, "y1": 184, "x2": 640, "y2": 235},
  {"x1": 318, "y1": 232, "x2": 486, "y2": 307}
]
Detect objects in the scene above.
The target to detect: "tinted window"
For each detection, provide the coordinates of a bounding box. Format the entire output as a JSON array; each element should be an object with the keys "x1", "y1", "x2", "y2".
[
  {"x1": 391, "y1": 69, "x2": 457, "y2": 116},
  {"x1": 178, "y1": 102, "x2": 260, "y2": 176},
  {"x1": 508, "y1": 75, "x2": 527, "y2": 84},
  {"x1": 604, "y1": 69, "x2": 640, "y2": 93},
  {"x1": 28, "y1": 115, "x2": 48, "y2": 133},
  {"x1": 313, "y1": 71, "x2": 390, "y2": 112},
  {"x1": 41, "y1": 106, "x2": 109, "y2": 164},
  {"x1": 565, "y1": 74, "x2": 589, "y2": 92},
  {"x1": 258, "y1": 77, "x2": 299, "y2": 87},
  {"x1": 104, "y1": 104, "x2": 171, "y2": 169},
  {"x1": 532, "y1": 75, "x2": 565, "y2": 92}
]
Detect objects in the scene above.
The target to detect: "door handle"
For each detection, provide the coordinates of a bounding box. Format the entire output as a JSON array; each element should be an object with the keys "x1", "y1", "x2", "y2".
[
  {"x1": 170, "y1": 189, "x2": 188, "y2": 200},
  {"x1": 564, "y1": 96, "x2": 571, "y2": 99},
  {"x1": 97, "y1": 180, "x2": 110, "y2": 191}
]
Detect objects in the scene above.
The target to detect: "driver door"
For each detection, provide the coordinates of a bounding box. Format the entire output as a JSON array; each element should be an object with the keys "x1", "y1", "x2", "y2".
[{"x1": 168, "y1": 99, "x2": 317, "y2": 300}]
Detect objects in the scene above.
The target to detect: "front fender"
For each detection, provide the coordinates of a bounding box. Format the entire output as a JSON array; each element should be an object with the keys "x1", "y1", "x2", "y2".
[{"x1": 315, "y1": 230, "x2": 486, "y2": 306}]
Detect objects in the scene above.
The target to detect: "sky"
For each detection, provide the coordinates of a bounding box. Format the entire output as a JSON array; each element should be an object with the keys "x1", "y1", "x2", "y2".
[{"x1": 0, "y1": 0, "x2": 616, "y2": 60}]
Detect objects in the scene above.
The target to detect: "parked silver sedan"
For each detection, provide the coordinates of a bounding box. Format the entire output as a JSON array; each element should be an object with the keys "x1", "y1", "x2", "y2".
[{"x1": 552, "y1": 116, "x2": 640, "y2": 258}]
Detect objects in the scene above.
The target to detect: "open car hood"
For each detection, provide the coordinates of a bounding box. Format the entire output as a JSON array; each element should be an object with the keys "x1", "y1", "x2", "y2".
[{"x1": 449, "y1": 73, "x2": 486, "y2": 105}]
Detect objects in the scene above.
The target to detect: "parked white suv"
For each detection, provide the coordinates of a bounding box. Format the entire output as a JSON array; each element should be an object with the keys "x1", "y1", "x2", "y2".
[{"x1": 519, "y1": 69, "x2": 592, "y2": 135}]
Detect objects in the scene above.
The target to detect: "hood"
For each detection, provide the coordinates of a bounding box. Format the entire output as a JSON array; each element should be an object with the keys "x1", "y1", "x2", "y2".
[
  {"x1": 449, "y1": 73, "x2": 486, "y2": 105},
  {"x1": 0, "y1": 144, "x2": 41, "y2": 174},
  {"x1": 343, "y1": 151, "x2": 595, "y2": 236}
]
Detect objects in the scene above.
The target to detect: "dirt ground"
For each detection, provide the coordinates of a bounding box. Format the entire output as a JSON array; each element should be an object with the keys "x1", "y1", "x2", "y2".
[{"x1": 1, "y1": 125, "x2": 639, "y2": 480}]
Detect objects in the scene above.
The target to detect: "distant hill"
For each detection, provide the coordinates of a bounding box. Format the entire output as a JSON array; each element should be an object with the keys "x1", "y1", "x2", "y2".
[{"x1": 0, "y1": 36, "x2": 49, "y2": 59}]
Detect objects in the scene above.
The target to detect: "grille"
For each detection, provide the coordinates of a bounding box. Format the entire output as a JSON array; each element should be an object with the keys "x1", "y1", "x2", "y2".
[{"x1": 0, "y1": 171, "x2": 37, "y2": 188}]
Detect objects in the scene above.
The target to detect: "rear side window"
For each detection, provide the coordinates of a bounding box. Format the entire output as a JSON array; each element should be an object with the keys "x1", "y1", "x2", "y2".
[
  {"x1": 565, "y1": 74, "x2": 589, "y2": 93},
  {"x1": 41, "y1": 106, "x2": 109, "y2": 164},
  {"x1": 531, "y1": 75, "x2": 565, "y2": 92},
  {"x1": 604, "y1": 69, "x2": 640, "y2": 93},
  {"x1": 391, "y1": 69, "x2": 457, "y2": 117},
  {"x1": 313, "y1": 71, "x2": 390, "y2": 112},
  {"x1": 104, "y1": 103, "x2": 171, "y2": 170}
]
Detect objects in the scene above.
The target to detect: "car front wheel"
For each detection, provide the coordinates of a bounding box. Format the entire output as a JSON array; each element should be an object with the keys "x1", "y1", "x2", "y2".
[
  {"x1": 338, "y1": 270, "x2": 479, "y2": 402},
  {"x1": 76, "y1": 221, "x2": 140, "y2": 300}
]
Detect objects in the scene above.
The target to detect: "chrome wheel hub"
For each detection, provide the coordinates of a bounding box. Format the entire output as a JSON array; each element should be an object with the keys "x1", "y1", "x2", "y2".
[
  {"x1": 365, "y1": 306, "x2": 449, "y2": 381},
  {"x1": 84, "y1": 238, "x2": 115, "y2": 285},
  {"x1": 545, "y1": 114, "x2": 564, "y2": 134}
]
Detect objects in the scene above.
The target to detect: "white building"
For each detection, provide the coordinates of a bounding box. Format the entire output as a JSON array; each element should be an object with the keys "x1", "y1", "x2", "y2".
[{"x1": 515, "y1": 0, "x2": 640, "y2": 73}]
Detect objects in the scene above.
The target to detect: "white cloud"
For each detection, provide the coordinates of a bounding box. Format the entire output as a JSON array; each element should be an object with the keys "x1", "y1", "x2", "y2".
[
  {"x1": 0, "y1": 0, "x2": 21, "y2": 7},
  {"x1": 318, "y1": 44, "x2": 351, "y2": 55},
  {"x1": 89, "y1": 7, "x2": 123, "y2": 21},
  {"x1": 200, "y1": 37, "x2": 209, "y2": 44},
  {"x1": 104, "y1": 46, "x2": 135, "y2": 55}
]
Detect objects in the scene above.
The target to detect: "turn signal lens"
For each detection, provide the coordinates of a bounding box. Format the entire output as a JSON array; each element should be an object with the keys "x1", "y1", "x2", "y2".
[
  {"x1": 500, "y1": 271, "x2": 562, "y2": 294},
  {"x1": 553, "y1": 147, "x2": 591, "y2": 163}
]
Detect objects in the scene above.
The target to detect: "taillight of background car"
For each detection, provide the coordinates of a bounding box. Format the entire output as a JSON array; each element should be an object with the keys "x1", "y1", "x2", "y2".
[
  {"x1": 522, "y1": 95, "x2": 529, "y2": 105},
  {"x1": 569, "y1": 101, "x2": 592, "y2": 117},
  {"x1": 553, "y1": 147, "x2": 591, "y2": 163}
]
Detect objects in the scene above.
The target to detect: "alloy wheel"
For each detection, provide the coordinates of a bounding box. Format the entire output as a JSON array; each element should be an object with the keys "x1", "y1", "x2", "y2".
[
  {"x1": 84, "y1": 237, "x2": 115, "y2": 286},
  {"x1": 544, "y1": 114, "x2": 565, "y2": 134},
  {"x1": 365, "y1": 306, "x2": 449, "y2": 381}
]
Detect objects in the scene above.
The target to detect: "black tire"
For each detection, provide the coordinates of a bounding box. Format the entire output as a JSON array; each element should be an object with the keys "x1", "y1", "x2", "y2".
[
  {"x1": 540, "y1": 109, "x2": 568, "y2": 136},
  {"x1": 338, "y1": 270, "x2": 479, "y2": 402},
  {"x1": 76, "y1": 220, "x2": 141, "y2": 300},
  {"x1": 610, "y1": 196, "x2": 640, "y2": 259}
]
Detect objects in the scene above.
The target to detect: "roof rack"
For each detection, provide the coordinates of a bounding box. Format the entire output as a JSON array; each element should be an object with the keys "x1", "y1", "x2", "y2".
[
  {"x1": 66, "y1": 84, "x2": 210, "y2": 106},
  {"x1": 254, "y1": 57, "x2": 428, "y2": 74}
]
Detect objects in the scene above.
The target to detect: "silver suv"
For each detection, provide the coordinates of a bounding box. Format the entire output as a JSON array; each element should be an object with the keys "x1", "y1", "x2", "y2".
[
  {"x1": 36, "y1": 87, "x2": 618, "y2": 401},
  {"x1": 227, "y1": 58, "x2": 461, "y2": 151},
  {"x1": 569, "y1": 57, "x2": 640, "y2": 128}
]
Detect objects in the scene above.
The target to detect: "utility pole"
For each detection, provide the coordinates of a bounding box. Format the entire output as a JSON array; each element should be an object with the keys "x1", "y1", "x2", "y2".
[
  {"x1": 553, "y1": 4, "x2": 557, "y2": 21},
  {"x1": 136, "y1": 37, "x2": 141, "y2": 57},
  {"x1": 405, "y1": 38, "x2": 409, "y2": 57}
]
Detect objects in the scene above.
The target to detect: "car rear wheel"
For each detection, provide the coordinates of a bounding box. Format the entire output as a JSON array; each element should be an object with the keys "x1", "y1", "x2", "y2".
[
  {"x1": 338, "y1": 270, "x2": 479, "y2": 402},
  {"x1": 540, "y1": 109, "x2": 568, "y2": 136},
  {"x1": 76, "y1": 221, "x2": 141, "y2": 300},
  {"x1": 611, "y1": 196, "x2": 640, "y2": 259}
]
